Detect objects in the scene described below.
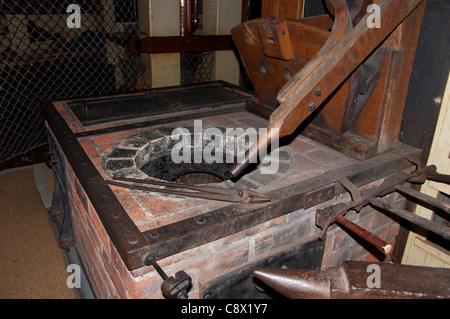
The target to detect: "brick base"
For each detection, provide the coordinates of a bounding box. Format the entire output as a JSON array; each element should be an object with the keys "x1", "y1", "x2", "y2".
[{"x1": 65, "y1": 158, "x2": 406, "y2": 298}]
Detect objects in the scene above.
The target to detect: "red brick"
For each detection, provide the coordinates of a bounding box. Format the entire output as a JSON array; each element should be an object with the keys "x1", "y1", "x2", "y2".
[
  {"x1": 87, "y1": 203, "x2": 111, "y2": 253},
  {"x1": 74, "y1": 177, "x2": 89, "y2": 213},
  {"x1": 110, "y1": 187, "x2": 148, "y2": 223},
  {"x1": 91, "y1": 133, "x2": 120, "y2": 145},
  {"x1": 131, "y1": 275, "x2": 165, "y2": 299},
  {"x1": 332, "y1": 228, "x2": 357, "y2": 251},
  {"x1": 101, "y1": 248, "x2": 132, "y2": 298},
  {"x1": 386, "y1": 222, "x2": 401, "y2": 242},
  {"x1": 97, "y1": 141, "x2": 118, "y2": 152},
  {"x1": 90, "y1": 157, "x2": 107, "y2": 179},
  {"x1": 191, "y1": 243, "x2": 250, "y2": 283},
  {"x1": 293, "y1": 154, "x2": 323, "y2": 170},
  {"x1": 78, "y1": 138, "x2": 100, "y2": 158},
  {"x1": 322, "y1": 247, "x2": 353, "y2": 269},
  {"x1": 117, "y1": 129, "x2": 142, "y2": 139},
  {"x1": 372, "y1": 211, "x2": 394, "y2": 228},
  {"x1": 351, "y1": 243, "x2": 370, "y2": 261},
  {"x1": 204, "y1": 116, "x2": 240, "y2": 128},
  {"x1": 287, "y1": 138, "x2": 316, "y2": 153},
  {"x1": 364, "y1": 253, "x2": 382, "y2": 263},
  {"x1": 357, "y1": 212, "x2": 376, "y2": 230},
  {"x1": 138, "y1": 206, "x2": 204, "y2": 230},
  {"x1": 234, "y1": 117, "x2": 268, "y2": 129},
  {"x1": 308, "y1": 149, "x2": 344, "y2": 166},
  {"x1": 136, "y1": 195, "x2": 183, "y2": 216}
]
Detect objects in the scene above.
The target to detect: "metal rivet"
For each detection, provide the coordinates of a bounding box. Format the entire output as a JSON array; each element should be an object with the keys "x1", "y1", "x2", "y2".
[
  {"x1": 150, "y1": 232, "x2": 159, "y2": 239},
  {"x1": 259, "y1": 63, "x2": 267, "y2": 74},
  {"x1": 281, "y1": 29, "x2": 286, "y2": 35},
  {"x1": 307, "y1": 102, "x2": 316, "y2": 112},
  {"x1": 128, "y1": 236, "x2": 138, "y2": 244},
  {"x1": 314, "y1": 87, "x2": 322, "y2": 97}
]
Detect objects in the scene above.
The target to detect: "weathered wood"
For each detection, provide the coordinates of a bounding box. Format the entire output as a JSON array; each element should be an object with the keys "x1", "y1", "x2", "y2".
[
  {"x1": 231, "y1": 0, "x2": 425, "y2": 177},
  {"x1": 262, "y1": 0, "x2": 304, "y2": 20}
]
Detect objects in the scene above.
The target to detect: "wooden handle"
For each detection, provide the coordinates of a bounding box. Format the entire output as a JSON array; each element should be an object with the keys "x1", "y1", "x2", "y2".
[{"x1": 335, "y1": 215, "x2": 392, "y2": 254}]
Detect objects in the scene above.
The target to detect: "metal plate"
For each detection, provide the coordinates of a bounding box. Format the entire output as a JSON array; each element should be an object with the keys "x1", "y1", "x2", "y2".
[{"x1": 67, "y1": 81, "x2": 250, "y2": 126}]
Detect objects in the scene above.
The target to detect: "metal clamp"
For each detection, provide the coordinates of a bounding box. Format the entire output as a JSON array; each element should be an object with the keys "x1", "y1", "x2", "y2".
[{"x1": 144, "y1": 255, "x2": 192, "y2": 299}]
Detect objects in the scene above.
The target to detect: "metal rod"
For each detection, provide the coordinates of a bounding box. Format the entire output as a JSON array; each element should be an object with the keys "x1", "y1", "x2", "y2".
[
  {"x1": 370, "y1": 198, "x2": 450, "y2": 240},
  {"x1": 335, "y1": 215, "x2": 392, "y2": 254},
  {"x1": 145, "y1": 255, "x2": 168, "y2": 280},
  {"x1": 395, "y1": 184, "x2": 450, "y2": 215}
]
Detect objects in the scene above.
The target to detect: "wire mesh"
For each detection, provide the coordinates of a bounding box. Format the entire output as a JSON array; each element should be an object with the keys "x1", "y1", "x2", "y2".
[
  {"x1": 181, "y1": 51, "x2": 215, "y2": 85},
  {"x1": 0, "y1": 0, "x2": 140, "y2": 163}
]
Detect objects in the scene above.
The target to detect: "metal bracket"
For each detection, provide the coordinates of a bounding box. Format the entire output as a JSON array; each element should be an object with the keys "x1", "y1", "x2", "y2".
[
  {"x1": 144, "y1": 255, "x2": 192, "y2": 299},
  {"x1": 325, "y1": 171, "x2": 363, "y2": 208}
]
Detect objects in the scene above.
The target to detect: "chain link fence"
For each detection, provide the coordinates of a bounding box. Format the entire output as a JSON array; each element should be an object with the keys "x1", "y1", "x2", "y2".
[
  {"x1": 181, "y1": 51, "x2": 215, "y2": 85},
  {"x1": 0, "y1": 0, "x2": 140, "y2": 163}
]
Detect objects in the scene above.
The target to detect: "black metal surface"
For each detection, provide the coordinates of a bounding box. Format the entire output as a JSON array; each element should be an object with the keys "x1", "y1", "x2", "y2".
[
  {"x1": 42, "y1": 101, "x2": 147, "y2": 270},
  {"x1": 200, "y1": 235, "x2": 326, "y2": 299},
  {"x1": 48, "y1": 132, "x2": 74, "y2": 250},
  {"x1": 67, "y1": 81, "x2": 250, "y2": 126}
]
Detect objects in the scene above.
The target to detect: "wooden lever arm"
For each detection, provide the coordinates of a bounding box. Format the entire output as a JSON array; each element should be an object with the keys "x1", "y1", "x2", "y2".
[{"x1": 230, "y1": 0, "x2": 424, "y2": 178}]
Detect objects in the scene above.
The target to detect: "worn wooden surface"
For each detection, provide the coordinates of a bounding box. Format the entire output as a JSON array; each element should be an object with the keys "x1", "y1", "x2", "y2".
[{"x1": 232, "y1": 0, "x2": 426, "y2": 169}]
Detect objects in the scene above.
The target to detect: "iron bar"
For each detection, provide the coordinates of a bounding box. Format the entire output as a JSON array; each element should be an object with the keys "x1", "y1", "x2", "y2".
[
  {"x1": 370, "y1": 198, "x2": 450, "y2": 240},
  {"x1": 395, "y1": 184, "x2": 450, "y2": 215}
]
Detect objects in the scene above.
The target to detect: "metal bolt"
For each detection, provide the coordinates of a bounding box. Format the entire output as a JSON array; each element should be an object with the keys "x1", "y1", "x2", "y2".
[
  {"x1": 307, "y1": 102, "x2": 316, "y2": 112},
  {"x1": 281, "y1": 29, "x2": 286, "y2": 35},
  {"x1": 128, "y1": 236, "x2": 138, "y2": 244},
  {"x1": 314, "y1": 87, "x2": 322, "y2": 97}
]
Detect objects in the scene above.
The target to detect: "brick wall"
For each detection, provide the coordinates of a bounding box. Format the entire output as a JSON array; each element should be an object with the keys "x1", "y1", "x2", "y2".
[{"x1": 65, "y1": 157, "x2": 406, "y2": 298}]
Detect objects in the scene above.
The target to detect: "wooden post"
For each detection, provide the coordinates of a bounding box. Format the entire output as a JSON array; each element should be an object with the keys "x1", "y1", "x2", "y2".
[
  {"x1": 138, "y1": 0, "x2": 181, "y2": 88},
  {"x1": 203, "y1": 0, "x2": 242, "y2": 85}
]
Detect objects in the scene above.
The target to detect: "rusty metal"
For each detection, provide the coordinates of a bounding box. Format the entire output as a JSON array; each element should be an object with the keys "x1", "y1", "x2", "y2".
[
  {"x1": 317, "y1": 163, "x2": 450, "y2": 246},
  {"x1": 408, "y1": 165, "x2": 450, "y2": 185},
  {"x1": 394, "y1": 184, "x2": 450, "y2": 215},
  {"x1": 253, "y1": 260, "x2": 450, "y2": 299},
  {"x1": 316, "y1": 171, "x2": 414, "y2": 238},
  {"x1": 315, "y1": 162, "x2": 450, "y2": 257},
  {"x1": 229, "y1": 0, "x2": 425, "y2": 178},
  {"x1": 370, "y1": 198, "x2": 450, "y2": 240},
  {"x1": 129, "y1": 35, "x2": 233, "y2": 55},
  {"x1": 144, "y1": 255, "x2": 192, "y2": 299},
  {"x1": 335, "y1": 216, "x2": 392, "y2": 254},
  {"x1": 107, "y1": 177, "x2": 271, "y2": 204}
]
